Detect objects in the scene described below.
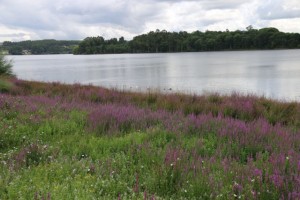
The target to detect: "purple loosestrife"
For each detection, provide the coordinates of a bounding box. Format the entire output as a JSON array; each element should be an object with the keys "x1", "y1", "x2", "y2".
[
  {"x1": 270, "y1": 173, "x2": 284, "y2": 189},
  {"x1": 10, "y1": 143, "x2": 42, "y2": 170},
  {"x1": 2, "y1": 79, "x2": 300, "y2": 198},
  {"x1": 88, "y1": 104, "x2": 171, "y2": 135},
  {"x1": 233, "y1": 181, "x2": 243, "y2": 197}
]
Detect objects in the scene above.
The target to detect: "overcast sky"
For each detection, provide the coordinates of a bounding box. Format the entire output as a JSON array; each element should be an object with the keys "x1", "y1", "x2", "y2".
[{"x1": 0, "y1": 0, "x2": 300, "y2": 42}]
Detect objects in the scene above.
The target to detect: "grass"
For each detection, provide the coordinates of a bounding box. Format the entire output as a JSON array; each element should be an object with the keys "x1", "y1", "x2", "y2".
[{"x1": 0, "y1": 78, "x2": 299, "y2": 199}]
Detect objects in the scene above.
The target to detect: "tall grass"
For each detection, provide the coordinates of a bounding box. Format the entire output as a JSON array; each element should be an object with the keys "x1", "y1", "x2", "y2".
[
  {"x1": 0, "y1": 78, "x2": 299, "y2": 199},
  {"x1": 10, "y1": 79, "x2": 300, "y2": 127}
]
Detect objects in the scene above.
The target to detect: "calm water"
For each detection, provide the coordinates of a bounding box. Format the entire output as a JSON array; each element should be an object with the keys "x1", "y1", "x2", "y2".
[{"x1": 8, "y1": 50, "x2": 300, "y2": 101}]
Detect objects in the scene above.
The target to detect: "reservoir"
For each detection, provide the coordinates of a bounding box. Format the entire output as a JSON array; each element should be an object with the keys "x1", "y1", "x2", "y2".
[{"x1": 8, "y1": 49, "x2": 300, "y2": 101}]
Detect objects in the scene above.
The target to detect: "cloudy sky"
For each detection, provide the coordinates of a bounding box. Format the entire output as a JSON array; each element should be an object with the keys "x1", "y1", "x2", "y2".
[{"x1": 0, "y1": 0, "x2": 300, "y2": 42}]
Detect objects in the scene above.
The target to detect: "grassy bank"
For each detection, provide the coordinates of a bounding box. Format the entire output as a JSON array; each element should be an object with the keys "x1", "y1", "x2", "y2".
[{"x1": 0, "y1": 78, "x2": 299, "y2": 199}]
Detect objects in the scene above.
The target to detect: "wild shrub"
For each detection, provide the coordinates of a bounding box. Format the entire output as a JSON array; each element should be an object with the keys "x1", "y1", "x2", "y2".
[{"x1": 0, "y1": 55, "x2": 14, "y2": 77}]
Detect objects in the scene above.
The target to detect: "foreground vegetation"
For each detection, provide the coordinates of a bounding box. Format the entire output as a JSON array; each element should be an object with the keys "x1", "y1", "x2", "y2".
[
  {"x1": 0, "y1": 55, "x2": 14, "y2": 77},
  {"x1": 74, "y1": 27, "x2": 300, "y2": 54},
  {"x1": 0, "y1": 78, "x2": 299, "y2": 199}
]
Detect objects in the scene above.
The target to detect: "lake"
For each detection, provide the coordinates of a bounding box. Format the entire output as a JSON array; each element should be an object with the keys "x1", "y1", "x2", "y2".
[{"x1": 8, "y1": 49, "x2": 300, "y2": 101}]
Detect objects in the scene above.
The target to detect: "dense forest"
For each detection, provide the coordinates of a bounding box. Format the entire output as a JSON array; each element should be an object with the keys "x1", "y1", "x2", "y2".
[
  {"x1": 1, "y1": 40, "x2": 80, "y2": 55},
  {"x1": 74, "y1": 27, "x2": 300, "y2": 54},
  {"x1": 1, "y1": 27, "x2": 300, "y2": 55}
]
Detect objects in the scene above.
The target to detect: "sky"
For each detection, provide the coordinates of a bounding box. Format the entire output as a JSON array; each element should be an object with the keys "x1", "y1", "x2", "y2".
[{"x1": 0, "y1": 0, "x2": 300, "y2": 42}]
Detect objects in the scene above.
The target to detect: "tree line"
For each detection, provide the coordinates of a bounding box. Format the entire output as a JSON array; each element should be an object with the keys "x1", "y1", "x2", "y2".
[
  {"x1": 1, "y1": 27, "x2": 300, "y2": 55},
  {"x1": 74, "y1": 27, "x2": 300, "y2": 54},
  {"x1": 1, "y1": 40, "x2": 80, "y2": 55}
]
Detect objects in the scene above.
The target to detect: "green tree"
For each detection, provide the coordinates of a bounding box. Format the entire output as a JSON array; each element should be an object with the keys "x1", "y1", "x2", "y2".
[
  {"x1": 3, "y1": 40, "x2": 80, "y2": 55},
  {"x1": 74, "y1": 27, "x2": 300, "y2": 54},
  {"x1": 0, "y1": 55, "x2": 14, "y2": 76}
]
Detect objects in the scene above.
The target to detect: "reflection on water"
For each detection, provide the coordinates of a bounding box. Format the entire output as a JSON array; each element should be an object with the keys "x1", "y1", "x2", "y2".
[{"x1": 8, "y1": 49, "x2": 300, "y2": 101}]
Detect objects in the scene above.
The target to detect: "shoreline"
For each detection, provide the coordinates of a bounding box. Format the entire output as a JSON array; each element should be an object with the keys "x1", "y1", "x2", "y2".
[
  {"x1": 3, "y1": 77, "x2": 299, "y2": 103},
  {"x1": 4, "y1": 47, "x2": 300, "y2": 56}
]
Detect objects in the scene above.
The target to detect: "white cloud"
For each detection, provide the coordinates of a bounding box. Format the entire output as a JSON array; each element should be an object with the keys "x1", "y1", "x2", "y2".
[
  {"x1": 0, "y1": 0, "x2": 299, "y2": 42},
  {"x1": 0, "y1": 25, "x2": 34, "y2": 41},
  {"x1": 255, "y1": 0, "x2": 300, "y2": 20},
  {"x1": 269, "y1": 18, "x2": 300, "y2": 33}
]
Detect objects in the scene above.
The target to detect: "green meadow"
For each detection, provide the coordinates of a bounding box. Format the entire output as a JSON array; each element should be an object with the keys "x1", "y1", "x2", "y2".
[{"x1": 0, "y1": 78, "x2": 299, "y2": 199}]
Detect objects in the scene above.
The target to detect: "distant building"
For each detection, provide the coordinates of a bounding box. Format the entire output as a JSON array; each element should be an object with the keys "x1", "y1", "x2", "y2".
[{"x1": 22, "y1": 50, "x2": 32, "y2": 55}]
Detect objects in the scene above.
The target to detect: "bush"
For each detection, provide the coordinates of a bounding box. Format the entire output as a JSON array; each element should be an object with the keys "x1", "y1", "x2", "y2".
[
  {"x1": 0, "y1": 79, "x2": 13, "y2": 93},
  {"x1": 0, "y1": 55, "x2": 14, "y2": 76}
]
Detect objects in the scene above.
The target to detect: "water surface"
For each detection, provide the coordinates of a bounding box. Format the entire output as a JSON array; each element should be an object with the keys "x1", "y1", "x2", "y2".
[{"x1": 8, "y1": 50, "x2": 300, "y2": 101}]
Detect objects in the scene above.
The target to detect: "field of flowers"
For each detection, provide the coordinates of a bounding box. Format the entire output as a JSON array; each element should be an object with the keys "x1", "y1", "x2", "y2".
[{"x1": 0, "y1": 78, "x2": 299, "y2": 199}]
